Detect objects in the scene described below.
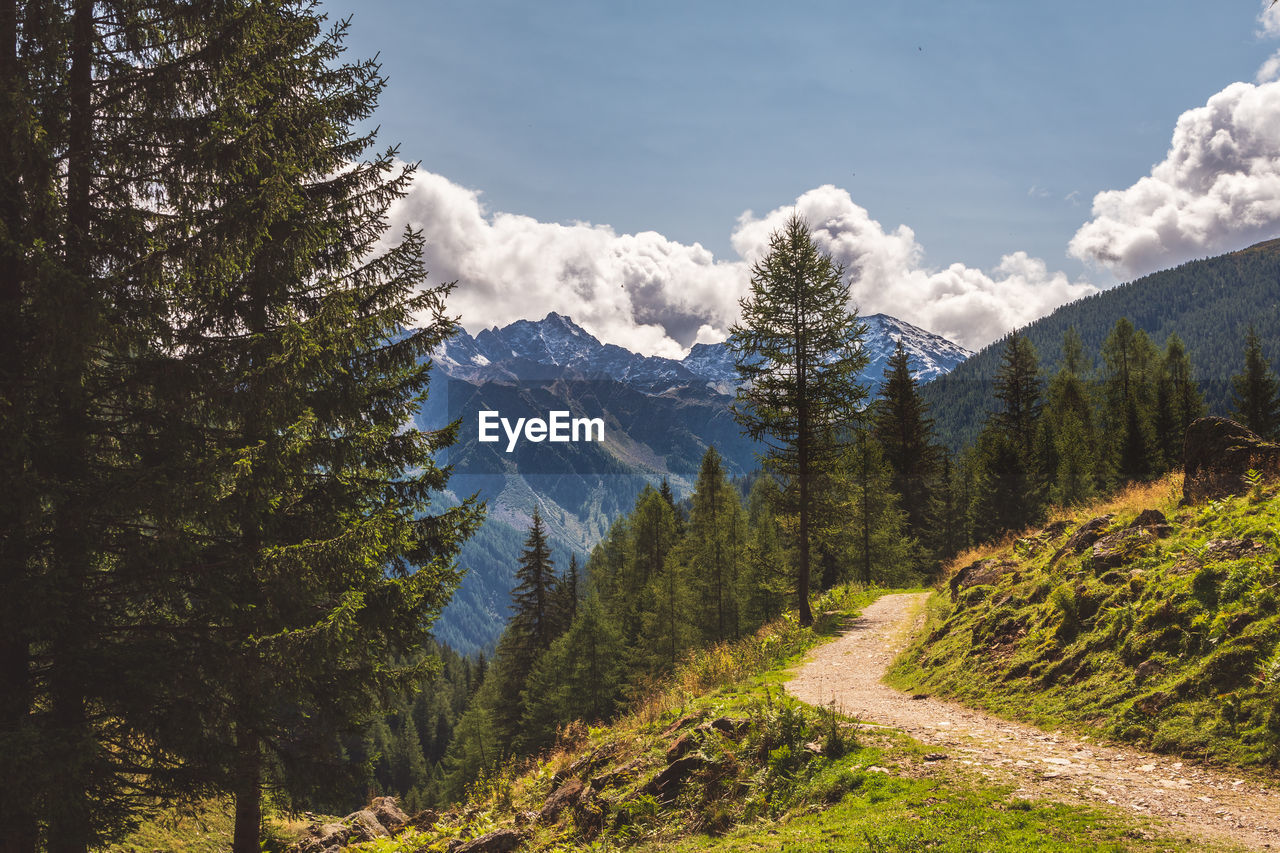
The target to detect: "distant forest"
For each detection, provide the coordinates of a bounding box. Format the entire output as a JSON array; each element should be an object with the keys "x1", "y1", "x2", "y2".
[{"x1": 926, "y1": 240, "x2": 1280, "y2": 448}]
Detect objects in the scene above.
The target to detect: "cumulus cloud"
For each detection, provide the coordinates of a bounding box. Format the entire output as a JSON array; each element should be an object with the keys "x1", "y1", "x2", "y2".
[
  {"x1": 732, "y1": 187, "x2": 1096, "y2": 350},
  {"x1": 386, "y1": 170, "x2": 745, "y2": 359},
  {"x1": 387, "y1": 172, "x2": 1094, "y2": 355},
  {"x1": 1069, "y1": 80, "x2": 1280, "y2": 278}
]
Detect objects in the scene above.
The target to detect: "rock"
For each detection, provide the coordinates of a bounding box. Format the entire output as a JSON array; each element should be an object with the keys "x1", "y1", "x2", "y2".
[
  {"x1": 709, "y1": 717, "x2": 749, "y2": 739},
  {"x1": 1050, "y1": 515, "x2": 1114, "y2": 566},
  {"x1": 589, "y1": 756, "x2": 644, "y2": 790},
  {"x1": 922, "y1": 753, "x2": 947, "y2": 761},
  {"x1": 451, "y1": 828, "x2": 523, "y2": 853},
  {"x1": 343, "y1": 810, "x2": 389, "y2": 843},
  {"x1": 289, "y1": 808, "x2": 388, "y2": 853},
  {"x1": 1129, "y1": 509, "x2": 1167, "y2": 528},
  {"x1": 290, "y1": 821, "x2": 350, "y2": 853},
  {"x1": 1134, "y1": 659, "x2": 1164, "y2": 683},
  {"x1": 949, "y1": 558, "x2": 1017, "y2": 599},
  {"x1": 1040, "y1": 520, "x2": 1073, "y2": 540},
  {"x1": 369, "y1": 796, "x2": 408, "y2": 833},
  {"x1": 644, "y1": 753, "x2": 707, "y2": 801},
  {"x1": 659, "y1": 713, "x2": 701, "y2": 738},
  {"x1": 539, "y1": 778, "x2": 585, "y2": 823},
  {"x1": 1091, "y1": 528, "x2": 1155, "y2": 569},
  {"x1": 567, "y1": 743, "x2": 616, "y2": 779},
  {"x1": 665, "y1": 732, "x2": 698, "y2": 762},
  {"x1": 1183, "y1": 416, "x2": 1280, "y2": 503},
  {"x1": 1203, "y1": 537, "x2": 1267, "y2": 562},
  {"x1": 803, "y1": 741, "x2": 824, "y2": 755}
]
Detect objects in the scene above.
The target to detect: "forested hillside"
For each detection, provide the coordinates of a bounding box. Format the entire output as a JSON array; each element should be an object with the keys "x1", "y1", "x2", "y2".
[{"x1": 926, "y1": 240, "x2": 1280, "y2": 448}]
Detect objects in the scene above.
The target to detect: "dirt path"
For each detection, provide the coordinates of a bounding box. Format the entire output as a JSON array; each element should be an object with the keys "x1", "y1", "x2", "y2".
[{"x1": 787, "y1": 592, "x2": 1280, "y2": 851}]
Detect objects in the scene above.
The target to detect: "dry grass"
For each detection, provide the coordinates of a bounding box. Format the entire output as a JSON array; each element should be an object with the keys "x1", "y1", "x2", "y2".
[{"x1": 942, "y1": 473, "x2": 1184, "y2": 580}]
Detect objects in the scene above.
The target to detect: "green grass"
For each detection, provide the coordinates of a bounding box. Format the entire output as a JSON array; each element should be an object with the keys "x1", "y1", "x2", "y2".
[
  {"x1": 390, "y1": 585, "x2": 1225, "y2": 853},
  {"x1": 888, "y1": 476, "x2": 1280, "y2": 770}
]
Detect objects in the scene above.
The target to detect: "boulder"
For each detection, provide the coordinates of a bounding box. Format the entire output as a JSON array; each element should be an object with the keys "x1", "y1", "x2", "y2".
[
  {"x1": 1129, "y1": 509, "x2": 1167, "y2": 528},
  {"x1": 1183, "y1": 417, "x2": 1280, "y2": 503},
  {"x1": 1091, "y1": 529, "x2": 1156, "y2": 569},
  {"x1": 538, "y1": 778, "x2": 585, "y2": 823},
  {"x1": 709, "y1": 717, "x2": 749, "y2": 739},
  {"x1": 948, "y1": 558, "x2": 1017, "y2": 599},
  {"x1": 369, "y1": 796, "x2": 408, "y2": 833},
  {"x1": 289, "y1": 809, "x2": 388, "y2": 853},
  {"x1": 1049, "y1": 515, "x2": 1113, "y2": 567},
  {"x1": 448, "y1": 828, "x2": 523, "y2": 853},
  {"x1": 1203, "y1": 537, "x2": 1268, "y2": 562},
  {"x1": 665, "y1": 732, "x2": 698, "y2": 762},
  {"x1": 643, "y1": 753, "x2": 707, "y2": 801}
]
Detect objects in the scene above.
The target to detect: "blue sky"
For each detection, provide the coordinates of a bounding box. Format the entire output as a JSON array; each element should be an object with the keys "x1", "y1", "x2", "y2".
[{"x1": 321, "y1": 1, "x2": 1280, "y2": 354}]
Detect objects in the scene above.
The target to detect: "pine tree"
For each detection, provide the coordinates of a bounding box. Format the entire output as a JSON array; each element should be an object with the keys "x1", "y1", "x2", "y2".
[
  {"x1": 1155, "y1": 333, "x2": 1205, "y2": 467},
  {"x1": 510, "y1": 509, "x2": 558, "y2": 654},
  {"x1": 675, "y1": 447, "x2": 746, "y2": 644},
  {"x1": 517, "y1": 595, "x2": 625, "y2": 753},
  {"x1": 1231, "y1": 326, "x2": 1280, "y2": 439},
  {"x1": 740, "y1": 477, "x2": 790, "y2": 627},
  {"x1": 727, "y1": 215, "x2": 869, "y2": 626},
  {"x1": 874, "y1": 341, "x2": 939, "y2": 551},
  {"x1": 1043, "y1": 329, "x2": 1102, "y2": 506},
  {"x1": 973, "y1": 332, "x2": 1044, "y2": 539},
  {"x1": 634, "y1": 489, "x2": 684, "y2": 671},
  {"x1": 846, "y1": 425, "x2": 916, "y2": 586},
  {"x1": 1101, "y1": 318, "x2": 1159, "y2": 481}
]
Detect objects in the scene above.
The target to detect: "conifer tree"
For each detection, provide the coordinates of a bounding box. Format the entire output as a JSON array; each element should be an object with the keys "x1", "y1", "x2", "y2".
[
  {"x1": 675, "y1": 447, "x2": 746, "y2": 643},
  {"x1": 518, "y1": 595, "x2": 625, "y2": 753},
  {"x1": 740, "y1": 477, "x2": 790, "y2": 627},
  {"x1": 1101, "y1": 318, "x2": 1160, "y2": 480},
  {"x1": 973, "y1": 332, "x2": 1044, "y2": 539},
  {"x1": 727, "y1": 215, "x2": 868, "y2": 626},
  {"x1": 874, "y1": 341, "x2": 939, "y2": 549},
  {"x1": 1231, "y1": 326, "x2": 1280, "y2": 439},
  {"x1": 1044, "y1": 328, "x2": 1102, "y2": 506},
  {"x1": 1155, "y1": 333, "x2": 1205, "y2": 466}
]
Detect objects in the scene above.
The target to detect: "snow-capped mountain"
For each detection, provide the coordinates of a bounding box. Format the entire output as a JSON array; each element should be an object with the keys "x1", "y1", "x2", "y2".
[
  {"x1": 434, "y1": 311, "x2": 970, "y2": 394},
  {"x1": 426, "y1": 311, "x2": 970, "y2": 655}
]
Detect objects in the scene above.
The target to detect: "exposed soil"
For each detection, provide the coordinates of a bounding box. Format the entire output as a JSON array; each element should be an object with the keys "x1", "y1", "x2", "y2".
[{"x1": 787, "y1": 592, "x2": 1280, "y2": 851}]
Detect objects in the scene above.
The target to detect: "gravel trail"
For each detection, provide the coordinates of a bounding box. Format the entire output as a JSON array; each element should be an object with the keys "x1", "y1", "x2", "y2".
[{"x1": 786, "y1": 592, "x2": 1280, "y2": 851}]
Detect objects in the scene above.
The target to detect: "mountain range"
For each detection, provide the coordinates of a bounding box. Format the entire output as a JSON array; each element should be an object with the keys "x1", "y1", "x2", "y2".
[{"x1": 422, "y1": 311, "x2": 971, "y2": 655}]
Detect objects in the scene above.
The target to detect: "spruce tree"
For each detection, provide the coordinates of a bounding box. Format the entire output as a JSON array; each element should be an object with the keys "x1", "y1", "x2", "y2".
[
  {"x1": 1101, "y1": 318, "x2": 1159, "y2": 481},
  {"x1": 676, "y1": 447, "x2": 746, "y2": 644},
  {"x1": 874, "y1": 341, "x2": 939, "y2": 551},
  {"x1": 1155, "y1": 333, "x2": 1205, "y2": 467},
  {"x1": 1231, "y1": 326, "x2": 1280, "y2": 439},
  {"x1": 973, "y1": 332, "x2": 1044, "y2": 539},
  {"x1": 727, "y1": 215, "x2": 868, "y2": 626}
]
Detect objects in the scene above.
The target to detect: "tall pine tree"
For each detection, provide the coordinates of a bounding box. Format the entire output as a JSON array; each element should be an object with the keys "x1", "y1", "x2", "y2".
[{"x1": 727, "y1": 215, "x2": 868, "y2": 626}]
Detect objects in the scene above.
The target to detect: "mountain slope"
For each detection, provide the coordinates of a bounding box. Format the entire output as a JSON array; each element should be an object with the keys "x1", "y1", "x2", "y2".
[
  {"x1": 890, "y1": 473, "x2": 1280, "y2": 769},
  {"x1": 925, "y1": 239, "x2": 1280, "y2": 448}
]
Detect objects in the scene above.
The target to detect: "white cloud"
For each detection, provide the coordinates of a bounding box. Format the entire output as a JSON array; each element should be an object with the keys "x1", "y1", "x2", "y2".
[
  {"x1": 385, "y1": 169, "x2": 745, "y2": 359},
  {"x1": 731, "y1": 186, "x2": 1096, "y2": 350},
  {"x1": 1069, "y1": 80, "x2": 1280, "y2": 278},
  {"x1": 387, "y1": 172, "x2": 1092, "y2": 355}
]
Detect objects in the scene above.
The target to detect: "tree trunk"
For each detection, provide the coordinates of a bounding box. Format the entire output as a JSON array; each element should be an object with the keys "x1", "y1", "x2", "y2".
[
  {"x1": 232, "y1": 731, "x2": 262, "y2": 853},
  {"x1": 47, "y1": 3, "x2": 96, "y2": 851}
]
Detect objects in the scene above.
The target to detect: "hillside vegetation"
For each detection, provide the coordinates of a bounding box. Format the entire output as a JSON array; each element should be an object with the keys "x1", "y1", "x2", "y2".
[
  {"x1": 247, "y1": 588, "x2": 1220, "y2": 853},
  {"x1": 890, "y1": 474, "x2": 1280, "y2": 769},
  {"x1": 925, "y1": 240, "x2": 1280, "y2": 448}
]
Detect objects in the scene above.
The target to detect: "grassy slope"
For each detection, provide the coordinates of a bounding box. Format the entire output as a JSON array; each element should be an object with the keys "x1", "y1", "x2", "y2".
[
  {"x1": 331, "y1": 587, "x2": 1227, "y2": 853},
  {"x1": 889, "y1": 475, "x2": 1280, "y2": 770}
]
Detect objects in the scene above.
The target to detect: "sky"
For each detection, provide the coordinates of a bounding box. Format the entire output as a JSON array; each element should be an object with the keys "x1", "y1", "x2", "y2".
[{"x1": 321, "y1": 1, "x2": 1280, "y2": 356}]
